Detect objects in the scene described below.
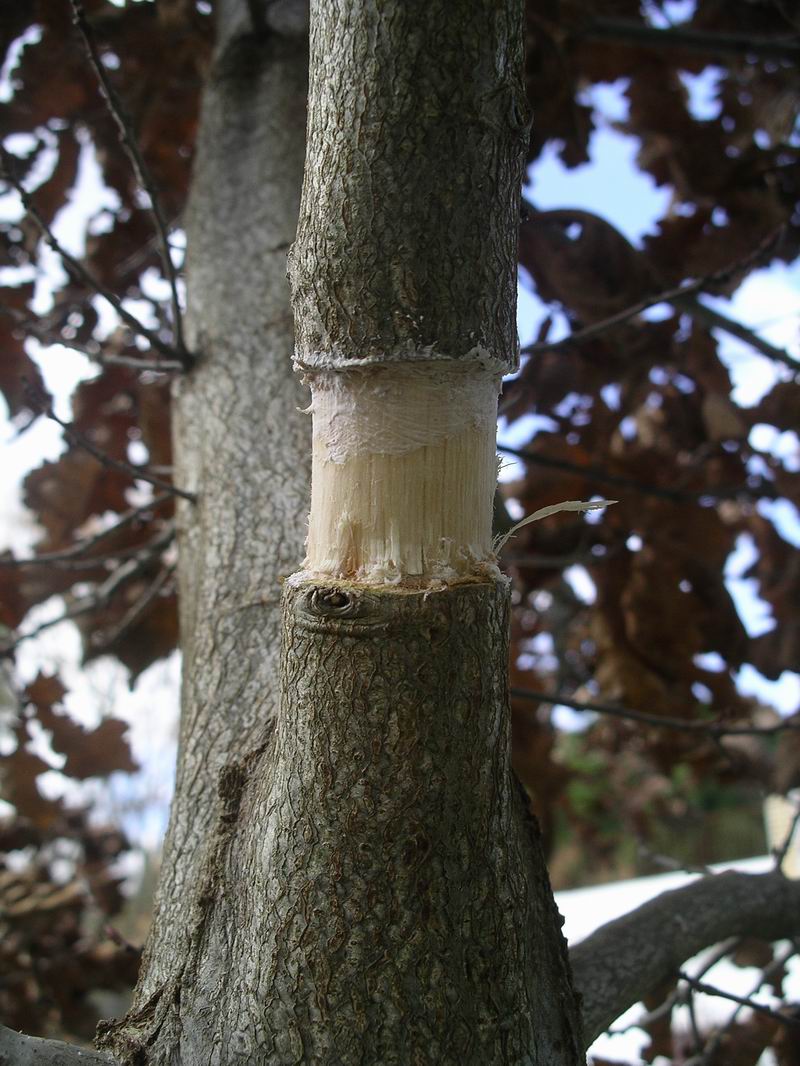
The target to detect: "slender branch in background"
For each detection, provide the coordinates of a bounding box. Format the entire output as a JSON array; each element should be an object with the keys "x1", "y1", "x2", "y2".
[
  {"x1": 521, "y1": 226, "x2": 797, "y2": 373},
  {"x1": 573, "y1": 19, "x2": 800, "y2": 63},
  {"x1": 26, "y1": 390, "x2": 196, "y2": 502},
  {"x1": 613, "y1": 943, "x2": 732, "y2": 1038},
  {"x1": 0, "y1": 493, "x2": 174, "y2": 569},
  {"x1": 684, "y1": 984, "x2": 705, "y2": 1058},
  {"x1": 679, "y1": 972, "x2": 800, "y2": 1027},
  {"x1": 683, "y1": 943, "x2": 800, "y2": 1065},
  {"x1": 244, "y1": 0, "x2": 267, "y2": 34},
  {"x1": 636, "y1": 840, "x2": 712, "y2": 877},
  {"x1": 511, "y1": 686, "x2": 800, "y2": 738},
  {"x1": 0, "y1": 302, "x2": 184, "y2": 372},
  {"x1": 0, "y1": 147, "x2": 183, "y2": 365},
  {"x1": 772, "y1": 803, "x2": 800, "y2": 870},
  {"x1": 611, "y1": 938, "x2": 740, "y2": 1038},
  {"x1": 68, "y1": 0, "x2": 189, "y2": 364},
  {"x1": 0, "y1": 525, "x2": 174, "y2": 655},
  {"x1": 688, "y1": 297, "x2": 800, "y2": 370},
  {"x1": 90, "y1": 563, "x2": 174, "y2": 650},
  {"x1": 98, "y1": 353, "x2": 185, "y2": 371},
  {"x1": 611, "y1": 986, "x2": 681, "y2": 1037},
  {"x1": 496, "y1": 442, "x2": 779, "y2": 505},
  {"x1": 773, "y1": 0, "x2": 800, "y2": 32}
]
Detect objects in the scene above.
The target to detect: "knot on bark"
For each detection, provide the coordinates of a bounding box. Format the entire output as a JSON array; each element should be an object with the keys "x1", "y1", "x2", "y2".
[{"x1": 309, "y1": 587, "x2": 357, "y2": 617}]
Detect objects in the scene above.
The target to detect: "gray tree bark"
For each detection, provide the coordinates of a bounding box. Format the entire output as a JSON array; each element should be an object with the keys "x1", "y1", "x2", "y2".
[
  {"x1": 573, "y1": 868, "x2": 800, "y2": 1046},
  {"x1": 9, "y1": 869, "x2": 800, "y2": 1063},
  {"x1": 104, "y1": 584, "x2": 583, "y2": 1065},
  {"x1": 104, "y1": 0, "x2": 311, "y2": 1029}
]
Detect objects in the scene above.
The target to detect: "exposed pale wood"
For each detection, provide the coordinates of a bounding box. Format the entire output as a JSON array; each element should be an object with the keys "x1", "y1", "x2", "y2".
[{"x1": 305, "y1": 364, "x2": 500, "y2": 580}]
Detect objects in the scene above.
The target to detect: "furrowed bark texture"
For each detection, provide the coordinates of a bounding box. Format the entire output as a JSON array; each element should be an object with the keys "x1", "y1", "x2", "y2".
[
  {"x1": 101, "y1": 0, "x2": 310, "y2": 1047},
  {"x1": 261, "y1": 1, "x2": 578, "y2": 1061},
  {"x1": 110, "y1": 582, "x2": 582, "y2": 1064},
  {"x1": 288, "y1": 0, "x2": 529, "y2": 370}
]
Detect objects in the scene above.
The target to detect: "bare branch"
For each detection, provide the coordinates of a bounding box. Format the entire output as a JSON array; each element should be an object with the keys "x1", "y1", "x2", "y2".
[
  {"x1": 570, "y1": 869, "x2": 800, "y2": 1047},
  {"x1": 0, "y1": 494, "x2": 173, "y2": 568},
  {"x1": 684, "y1": 942, "x2": 799, "y2": 1063},
  {"x1": 0, "y1": 524, "x2": 174, "y2": 654},
  {"x1": 0, "y1": 147, "x2": 184, "y2": 365},
  {"x1": 773, "y1": 802, "x2": 800, "y2": 870},
  {"x1": 611, "y1": 938, "x2": 739, "y2": 1037},
  {"x1": 573, "y1": 18, "x2": 800, "y2": 63},
  {"x1": 98, "y1": 354, "x2": 184, "y2": 372},
  {"x1": 688, "y1": 297, "x2": 800, "y2": 372},
  {"x1": 520, "y1": 225, "x2": 798, "y2": 373},
  {"x1": 245, "y1": 0, "x2": 268, "y2": 34},
  {"x1": 68, "y1": 0, "x2": 189, "y2": 363},
  {"x1": 0, "y1": 303, "x2": 183, "y2": 373},
  {"x1": 496, "y1": 442, "x2": 779, "y2": 505},
  {"x1": 29, "y1": 393, "x2": 196, "y2": 503},
  {"x1": 89, "y1": 562, "x2": 174, "y2": 649},
  {"x1": 511, "y1": 686, "x2": 800, "y2": 738},
  {"x1": 637, "y1": 839, "x2": 712, "y2": 876},
  {"x1": 679, "y1": 971, "x2": 800, "y2": 1027},
  {"x1": 0, "y1": 1024, "x2": 116, "y2": 1065}
]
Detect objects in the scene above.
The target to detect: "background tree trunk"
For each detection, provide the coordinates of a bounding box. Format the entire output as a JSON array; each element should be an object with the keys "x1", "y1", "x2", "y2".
[{"x1": 107, "y1": 0, "x2": 311, "y2": 1033}]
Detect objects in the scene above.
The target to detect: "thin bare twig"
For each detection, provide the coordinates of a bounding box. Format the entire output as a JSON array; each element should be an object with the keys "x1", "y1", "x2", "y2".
[
  {"x1": 0, "y1": 147, "x2": 182, "y2": 364},
  {"x1": 510, "y1": 687, "x2": 800, "y2": 738},
  {"x1": 0, "y1": 302, "x2": 184, "y2": 372},
  {"x1": 684, "y1": 943, "x2": 800, "y2": 1064},
  {"x1": 0, "y1": 525, "x2": 174, "y2": 655},
  {"x1": 688, "y1": 298, "x2": 800, "y2": 370},
  {"x1": 99, "y1": 354, "x2": 184, "y2": 372},
  {"x1": 521, "y1": 226, "x2": 798, "y2": 372},
  {"x1": 679, "y1": 972, "x2": 800, "y2": 1027},
  {"x1": 68, "y1": 0, "x2": 189, "y2": 365},
  {"x1": 90, "y1": 563, "x2": 174, "y2": 649},
  {"x1": 245, "y1": 0, "x2": 267, "y2": 33},
  {"x1": 574, "y1": 19, "x2": 800, "y2": 63},
  {"x1": 773, "y1": 802, "x2": 800, "y2": 871},
  {"x1": 636, "y1": 840, "x2": 712, "y2": 877},
  {"x1": 684, "y1": 984, "x2": 705, "y2": 1057},
  {"x1": 496, "y1": 442, "x2": 779, "y2": 505},
  {"x1": 0, "y1": 494, "x2": 174, "y2": 569},
  {"x1": 28, "y1": 391, "x2": 196, "y2": 503},
  {"x1": 609, "y1": 938, "x2": 742, "y2": 1039}
]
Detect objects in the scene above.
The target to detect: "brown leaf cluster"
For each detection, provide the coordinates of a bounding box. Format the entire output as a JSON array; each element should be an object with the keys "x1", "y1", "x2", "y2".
[
  {"x1": 508, "y1": 0, "x2": 800, "y2": 942},
  {"x1": 1, "y1": 3, "x2": 206, "y2": 1032},
  {"x1": 0, "y1": 673, "x2": 140, "y2": 1038}
]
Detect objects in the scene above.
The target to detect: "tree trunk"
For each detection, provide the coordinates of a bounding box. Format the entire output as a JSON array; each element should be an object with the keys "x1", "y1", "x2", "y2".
[
  {"x1": 101, "y1": 1, "x2": 585, "y2": 1063},
  {"x1": 105, "y1": 0, "x2": 311, "y2": 1030}
]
